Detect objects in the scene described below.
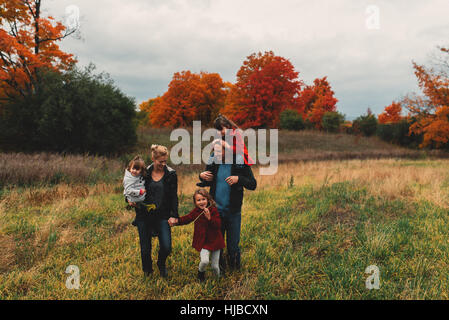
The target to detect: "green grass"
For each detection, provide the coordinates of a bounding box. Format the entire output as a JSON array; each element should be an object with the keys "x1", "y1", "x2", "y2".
[{"x1": 1, "y1": 166, "x2": 449, "y2": 299}]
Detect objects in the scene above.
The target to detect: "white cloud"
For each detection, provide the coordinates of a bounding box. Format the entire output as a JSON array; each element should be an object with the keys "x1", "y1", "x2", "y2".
[{"x1": 43, "y1": 0, "x2": 449, "y2": 117}]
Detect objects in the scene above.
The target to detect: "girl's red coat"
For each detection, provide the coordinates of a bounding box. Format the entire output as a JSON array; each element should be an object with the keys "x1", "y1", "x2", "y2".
[{"x1": 177, "y1": 206, "x2": 225, "y2": 252}]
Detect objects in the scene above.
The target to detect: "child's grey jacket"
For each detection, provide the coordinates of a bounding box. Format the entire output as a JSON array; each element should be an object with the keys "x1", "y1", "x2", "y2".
[{"x1": 123, "y1": 169, "x2": 146, "y2": 203}]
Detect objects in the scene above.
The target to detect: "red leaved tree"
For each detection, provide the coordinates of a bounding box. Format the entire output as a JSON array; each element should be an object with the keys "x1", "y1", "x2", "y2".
[
  {"x1": 146, "y1": 71, "x2": 226, "y2": 127},
  {"x1": 296, "y1": 77, "x2": 338, "y2": 129},
  {"x1": 0, "y1": 0, "x2": 76, "y2": 100},
  {"x1": 378, "y1": 101, "x2": 403, "y2": 124},
  {"x1": 222, "y1": 51, "x2": 303, "y2": 128},
  {"x1": 403, "y1": 46, "x2": 449, "y2": 148}
]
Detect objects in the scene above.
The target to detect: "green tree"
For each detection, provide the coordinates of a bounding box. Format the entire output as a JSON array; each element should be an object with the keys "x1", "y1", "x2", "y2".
[
  {"x1": 280, "y1": 109, "x2": 305, "y2": 130},
  {"x1": 353, "y1": 109, "x2": 378, "y2": 136},
  {"x1": 321, "y1": 111, "x2": 345, "y2": 133},
  {"x1": 0, "y1": 64, "x2": 137, "y2": 155}
]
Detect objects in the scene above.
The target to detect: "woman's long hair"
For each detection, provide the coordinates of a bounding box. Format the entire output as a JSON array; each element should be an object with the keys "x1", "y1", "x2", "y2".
[{"x1": 214, "y1": 114, "x2": 239, "y2": 131}]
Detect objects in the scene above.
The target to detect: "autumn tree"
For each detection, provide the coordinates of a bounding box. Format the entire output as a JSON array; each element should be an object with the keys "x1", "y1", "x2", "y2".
[
  {"x1": 403, "y1": 46, "x2": 449, "y2": 148},
  {"x1": 147, "y1": 71, "x2": 226, "y2": 127},
  {"x1": 222, "y1": 51, "x2": 303, "y2": 128},
  {"x1": 295, "y1": 77, "x2": 338, "y2": 129},
  {"x1": 378, "y1": 101, "x2": 403, "y2": 124},
  {"x1": 0, "y1": 0, "x2": 76, "y2": 100}
]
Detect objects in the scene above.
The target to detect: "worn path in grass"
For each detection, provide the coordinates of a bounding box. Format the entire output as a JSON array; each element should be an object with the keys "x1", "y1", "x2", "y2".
[{"x1": 1, "y1": 159, "x2": 449, "y2": 299}]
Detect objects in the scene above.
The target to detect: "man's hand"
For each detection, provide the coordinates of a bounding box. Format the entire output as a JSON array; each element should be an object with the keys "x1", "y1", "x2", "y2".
[
  {"x1": 129, "y1": 202, "x2": 137, "y2": 208},
  {"x1": 225, "y1": 176, "x2": 239, "y2": 186},
  {"x1": 200, "y1": 171, "x2": 214, "y2": 182},
  {"x1": 203, "y1": 208, "x2": 211, "y2": 220},
  {"x1": 168, "y1": 217, "x2": 178, "y2": 227}
]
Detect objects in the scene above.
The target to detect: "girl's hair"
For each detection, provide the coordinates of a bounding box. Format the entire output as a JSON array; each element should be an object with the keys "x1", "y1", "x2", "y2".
[
  {"x1": 214, "y1": 114, "x2": 239, "y2": 131},
  {"x1": 151, "y1": 144, "x2": 169, "y2": 160},
  {"x1": 193, "y1": 189, "x2": 216, "y2": 208},
  {"x1": 127, "y1": 155, "x2": 146, "y2": 175}
]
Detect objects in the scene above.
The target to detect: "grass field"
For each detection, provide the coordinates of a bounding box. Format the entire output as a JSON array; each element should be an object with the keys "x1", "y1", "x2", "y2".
[{"x1": 1, "y1": 129, "x2": 449, "y2": 299}]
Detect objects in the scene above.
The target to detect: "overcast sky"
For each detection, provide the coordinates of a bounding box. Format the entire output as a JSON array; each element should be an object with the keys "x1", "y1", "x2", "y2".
[{"x1": 42, "y1": 0, "x2": 449, "y2": 119}]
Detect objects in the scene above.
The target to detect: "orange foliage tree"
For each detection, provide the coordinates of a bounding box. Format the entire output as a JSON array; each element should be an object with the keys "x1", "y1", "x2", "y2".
[
  {"x1": 0, "y1": 0, "x2": 76, "y2": 100},
  {"x1": 222, "y1": 51, "x2": 303, "y2": 128},
  {"x1": 295, "y1": 77, "x2": 338, "y2": 129},
  {"x1": 146, "y1": 71, "x2": 226, "y2": 127},
  {"x1": 378, "y1": 101, "x2": 403, "y2": 124},
  {"x1": 403, "y1": 46, "x2": 449, "y2": 148}
]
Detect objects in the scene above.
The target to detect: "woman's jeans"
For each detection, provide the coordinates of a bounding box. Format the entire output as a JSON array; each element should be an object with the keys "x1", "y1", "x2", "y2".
[
  {"x1": 135, "y1": 212, "x2": 172, "y2": 273},
  {"x1": 219, "y1": 210, "x2": 241, "y2": 269}
]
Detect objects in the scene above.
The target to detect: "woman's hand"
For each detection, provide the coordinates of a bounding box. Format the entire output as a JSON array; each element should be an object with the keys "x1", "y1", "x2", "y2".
[
  {"x1": 225, "y1": 176, "x2": 239, "y2": 186},
  {"x1": 213, "y1": 138, "x2": 231, "y2": 150},
  {"x1": 203, "y1": 208, "x2": 211, "y2": 220},
  {"x1": 168, "y1": 217, "x2": 178, "y2": 227},
  {"x1": 200, "y1": 171, "x2": 214, "y2": 182}
]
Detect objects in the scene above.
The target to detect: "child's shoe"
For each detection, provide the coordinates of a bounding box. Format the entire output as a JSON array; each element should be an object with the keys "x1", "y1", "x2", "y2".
[
  {"x1": 198, "y1": 271, "x2": 206, "y2": 282},
  {"x1": 132, "y1": 219, "x2": 137, "y2": 227}
]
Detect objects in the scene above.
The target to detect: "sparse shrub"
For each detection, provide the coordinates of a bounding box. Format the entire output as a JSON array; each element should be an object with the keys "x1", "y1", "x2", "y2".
[
  {"x1": 321, "y1": 111, "x2": 345, "y2": 133},
  {"x1": 377, "y1": 119, "x2": 422, "y2": 148},
  {"x1": 353, "y1": 110, "x2": 378, "y2": 136},
  {"x1": 280, "y1": 109, "x2": 305, "y2": 130}
]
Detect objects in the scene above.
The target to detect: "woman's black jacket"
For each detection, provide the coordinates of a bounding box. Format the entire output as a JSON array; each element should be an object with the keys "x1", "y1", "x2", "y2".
[
  {"x1": 126, "y1": 164, "x2": 179, "y2": 220},
  {"x1": 145, "y1": 164, "x2": 179, "y2": 220}
]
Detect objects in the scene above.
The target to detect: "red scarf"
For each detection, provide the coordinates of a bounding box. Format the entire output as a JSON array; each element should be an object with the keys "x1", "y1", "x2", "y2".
[{"x1": 228, "y1": 129, "x2": 255, "y2": 166}]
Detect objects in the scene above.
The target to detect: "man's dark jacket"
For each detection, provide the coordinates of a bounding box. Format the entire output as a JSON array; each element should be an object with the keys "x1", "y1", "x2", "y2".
[{"x1": 197, "y1": 155, "x2": 257, "y2": 214}]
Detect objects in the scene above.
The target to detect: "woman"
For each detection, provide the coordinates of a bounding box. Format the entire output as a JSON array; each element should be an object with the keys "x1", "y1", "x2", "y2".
[{"x1": 128, "y1": 144, "x2": 179, "y2": 278}]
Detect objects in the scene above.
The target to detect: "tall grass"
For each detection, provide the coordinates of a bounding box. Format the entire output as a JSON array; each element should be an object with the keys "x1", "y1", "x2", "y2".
[
  {"x1": 0, "y1": 153, "x2": 123, "y2": 188},
  {"x1": 2, "y1": 128, "x2": 448, "y2": 188},
  {"x1": 1, "y1": 159, "x2": 449, "y2": 299}
]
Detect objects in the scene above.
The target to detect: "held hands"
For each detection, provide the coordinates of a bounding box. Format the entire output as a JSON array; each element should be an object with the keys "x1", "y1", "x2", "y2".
[
  {"x1": 168, "y1": 217, "x2": 178, "y2": 227},
  {"x1": 213, "y1": 138, "x2": 231, "y2": 150}
]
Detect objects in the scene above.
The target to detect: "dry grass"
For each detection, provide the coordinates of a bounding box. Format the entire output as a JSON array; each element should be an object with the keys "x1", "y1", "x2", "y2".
[
  {"x1": 0, "y1": 152, "x2": 123, "y2": 187},
  {"x1": 252, "y1": 159, "x2": 449, "y2": 208}
]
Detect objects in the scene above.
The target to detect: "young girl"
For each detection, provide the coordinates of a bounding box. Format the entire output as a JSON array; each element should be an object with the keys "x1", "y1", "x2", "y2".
[
  {"x1": 214, "y1": 114, "x2": 255, "y2": 166},
  {"x1": 123, "y1": 156, "x2": 148, "y2": 226},
  {"x1": 171, "y1": 189, "x2": 225, "y2": 282}
]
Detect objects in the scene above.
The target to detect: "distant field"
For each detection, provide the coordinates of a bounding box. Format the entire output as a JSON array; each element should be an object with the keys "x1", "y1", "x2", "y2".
[
  {"x1": 1, "y1": 128, "x2": 449, "y2": 299},
  {"x1": 1, "y1": 127, "x2": 447, "y2": 188}
]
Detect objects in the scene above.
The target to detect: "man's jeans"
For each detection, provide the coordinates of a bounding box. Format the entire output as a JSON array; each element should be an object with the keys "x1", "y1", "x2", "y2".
[
  {"x1": 135, "y1": 216, "x2": 172, "y2": 273},
  {"x1": 219, "y1": 210, "x2": 241, "y2": 269}
]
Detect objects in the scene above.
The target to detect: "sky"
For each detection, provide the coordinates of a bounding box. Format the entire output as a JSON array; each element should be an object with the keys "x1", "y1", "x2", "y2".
[{"x1": 42, "y1": 0, "x2": 449, "y2": 119}]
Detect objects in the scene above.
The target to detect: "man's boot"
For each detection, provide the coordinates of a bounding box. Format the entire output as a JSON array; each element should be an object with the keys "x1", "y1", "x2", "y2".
[{"x1": 219, "y1": 249, "x2": 227, "y2": 276}]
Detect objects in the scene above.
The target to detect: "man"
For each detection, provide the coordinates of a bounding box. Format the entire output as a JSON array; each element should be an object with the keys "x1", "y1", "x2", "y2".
[{"x1": 198, "y1": 138, "x2": 257, "y2": 273}]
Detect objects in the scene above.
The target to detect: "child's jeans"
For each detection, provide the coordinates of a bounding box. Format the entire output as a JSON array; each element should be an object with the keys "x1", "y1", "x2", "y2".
[{"x1": 199, "y1": 249, "x2": 220, "y2": 276}]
